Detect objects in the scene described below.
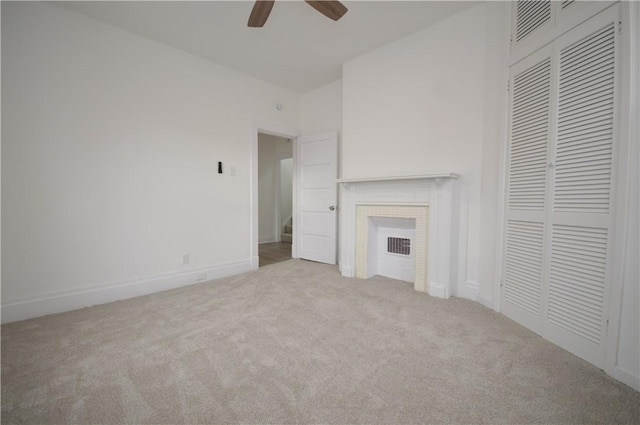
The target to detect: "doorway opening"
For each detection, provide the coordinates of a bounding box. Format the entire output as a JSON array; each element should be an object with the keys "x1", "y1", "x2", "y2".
[{"x1": 258, "y1": 133, "x2": 293, "y2": 267}]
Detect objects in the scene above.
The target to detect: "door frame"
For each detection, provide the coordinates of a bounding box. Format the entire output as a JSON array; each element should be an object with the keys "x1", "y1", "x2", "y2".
[{"x1": 250, "y1": 122, "x2": 298, "y2": 269}]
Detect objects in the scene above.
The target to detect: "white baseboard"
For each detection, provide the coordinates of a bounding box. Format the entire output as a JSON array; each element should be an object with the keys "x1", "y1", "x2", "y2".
[
  {"x1": 251, "y1": 256, "x2": 260, "y2": 270},
  {"x1": 476, "y1": 294, "x2": 495, "y2": 310},
  {"x1": 1, "y1": 260, "x2": 252, "y2": 324},
  {"x1": 457, "y1": 280, "x2": 479, "y2": 300},
  {"x1": 429, "y1": 281, "x2": 449, "y2": 299},
  {"x1": 340, "y1": 266, "x2": 354, "y2": 278},
  {"x1": 614, "y1": 366, "x2": 640, "y2": 391}
]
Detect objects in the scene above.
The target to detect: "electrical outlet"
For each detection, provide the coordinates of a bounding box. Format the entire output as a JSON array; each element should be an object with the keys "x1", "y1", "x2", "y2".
[
  {"x1": 182, "y1": 253, "x2": 190, "y2": 265},
  {"x1": 196, "y1": 272, "x2": 207, "y2": 281}
]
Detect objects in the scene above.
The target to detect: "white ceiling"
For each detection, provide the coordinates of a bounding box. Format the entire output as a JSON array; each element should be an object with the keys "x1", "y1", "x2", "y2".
[{"x1": 54, "y1": 1, "x2": 478, "y2": 93}]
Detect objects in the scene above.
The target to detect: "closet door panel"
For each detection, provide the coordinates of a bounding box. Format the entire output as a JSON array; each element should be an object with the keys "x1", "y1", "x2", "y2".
[
  {"x1": 545, "y1": 7, "x2": 618, "y2": 368},
  {"x1": 502, "y1": 46, "x2": 554, "y2": 333}
]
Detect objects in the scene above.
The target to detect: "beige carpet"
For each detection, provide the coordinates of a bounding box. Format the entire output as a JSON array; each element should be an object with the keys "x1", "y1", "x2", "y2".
[{"x1": 2, "y1": 259, "x2": 639, "y2": 424}]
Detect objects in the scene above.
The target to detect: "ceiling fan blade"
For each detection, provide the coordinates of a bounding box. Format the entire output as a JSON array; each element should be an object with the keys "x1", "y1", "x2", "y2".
[
  {"x1": 305, "y1": 1, "x2": 348, "y2": 21},
  {"x1": 248, "y1": 1, "x2": 275, "y2": 28}
]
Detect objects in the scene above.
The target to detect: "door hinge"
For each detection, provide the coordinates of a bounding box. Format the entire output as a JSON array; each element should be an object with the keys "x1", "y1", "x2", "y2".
[
  {"x1": 507, "y1": 80, "x2": 510, "y2": 93},
  {"x1": 618, "y1": 20, "x2": 622, "y2": 34}
]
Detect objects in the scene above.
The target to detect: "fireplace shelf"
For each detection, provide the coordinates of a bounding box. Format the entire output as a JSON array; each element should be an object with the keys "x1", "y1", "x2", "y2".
[{"x1": 336, "y1": 173, "x2": 460, "y2": 184}]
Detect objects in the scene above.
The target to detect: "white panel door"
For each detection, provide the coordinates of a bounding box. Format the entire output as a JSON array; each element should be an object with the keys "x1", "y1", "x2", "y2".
[{"x1": 295, "y1": 132, "x2": 338, "y2": 264}]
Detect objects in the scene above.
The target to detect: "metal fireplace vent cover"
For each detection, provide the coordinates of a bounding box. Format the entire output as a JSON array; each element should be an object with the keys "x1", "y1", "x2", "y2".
[{"x1": 387, "y1": 237, "x2": 411, "y2": 256}]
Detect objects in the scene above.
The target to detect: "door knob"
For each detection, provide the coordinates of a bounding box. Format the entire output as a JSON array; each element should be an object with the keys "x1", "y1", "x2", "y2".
[{"x1": 329, "y1": 205, "x2": 335, "y2": 211}]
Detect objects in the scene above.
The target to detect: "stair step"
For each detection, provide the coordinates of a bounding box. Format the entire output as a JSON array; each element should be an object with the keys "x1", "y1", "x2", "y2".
[{"x1": 281, "y1": 233, "x2": 292, "y2": 244}]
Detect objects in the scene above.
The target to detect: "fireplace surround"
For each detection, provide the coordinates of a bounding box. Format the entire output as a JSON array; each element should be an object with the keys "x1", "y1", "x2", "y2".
[
  {"x1": 356, "y1": 205, "x2": 428, "y2": 291},
  {"x1": 338, "y1": 174, "x2": 460, "y2": 299}
]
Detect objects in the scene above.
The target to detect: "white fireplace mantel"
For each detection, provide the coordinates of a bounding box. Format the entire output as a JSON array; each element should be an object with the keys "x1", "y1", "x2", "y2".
[
  {"x1": 337, "y1": 173, "x2": 460, "y2": 184},
  {"x1": 338, "y1": 173, "x2": 460, "y2": 299}
]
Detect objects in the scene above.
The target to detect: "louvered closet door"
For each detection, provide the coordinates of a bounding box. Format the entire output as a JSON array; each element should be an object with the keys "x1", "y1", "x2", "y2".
[
  {"x1": 502, "y1": 45, "x2": 554, "y2": 333},
  {"x1": 544, "y1": 8, "x2": 618, "y2": 367},
  {"x1": 503, "y1": 5, "x2": 619, "y2": 369}
]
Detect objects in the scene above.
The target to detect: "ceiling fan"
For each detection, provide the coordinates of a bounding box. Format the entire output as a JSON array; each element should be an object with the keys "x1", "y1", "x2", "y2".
[{"x1": 248, "y1": 1, "x2": 348, "y2": 28}]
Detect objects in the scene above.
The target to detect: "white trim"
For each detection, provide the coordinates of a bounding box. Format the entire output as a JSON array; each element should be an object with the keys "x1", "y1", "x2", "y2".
[
  {"x1": 337, "y1": 173, "x2": 460, "y2": 184},
  {"x1": 493, "y1": 1, "x2": 512, "y2": 315},
  {"x1": 457, "y1": 178, "x2": 470, "y2": 298},
  {"x1": 605, "y1": 0, "x2": 639, "y2": 379},
  {"x1": 428, "y1": 282, "x2": 448, "y2": 299},
  {"x1": 1, "y1": 260, "x2": 252, "y2": 324},
  {"x1": 613, "y1": 366, "x2": 640, "y2": 392},
  {"x1": 458, "y1": 280, "x2": 479, "y2": 300},
  {"x1": 476, "y1": 294, "x2": 495, "y2": 310},
  {"x1": 341, "y1": 265, "x2": 354, "y2": 277}
]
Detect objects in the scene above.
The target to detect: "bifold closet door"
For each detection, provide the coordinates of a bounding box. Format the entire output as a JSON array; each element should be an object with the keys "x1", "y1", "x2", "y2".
[
  {"x1": 503, "y1": 6, "x2": 619, "y2": 368},
  {"x1": 544, "y1": 8, "x2": 618, "y2": 367},
  {"x1": 502, "y1": 45, "x2": 553, "y2": 335}
]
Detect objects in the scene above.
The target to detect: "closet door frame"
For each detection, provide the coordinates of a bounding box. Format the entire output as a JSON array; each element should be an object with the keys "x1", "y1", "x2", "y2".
[{"x1": 603, "y1": 0, "x2": 638, "y2": 378}]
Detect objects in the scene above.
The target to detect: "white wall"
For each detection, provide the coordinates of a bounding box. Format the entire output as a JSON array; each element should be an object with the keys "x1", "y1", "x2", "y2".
[
  {"x1": 299, "y1": 80, "x2": 343, "y2": 139},
  {"x1": 1, "y1": 2, "x2": 299, "y2": 321},
  {"x1": 258, "y1": 134, "x2": 292, "y2": 243},
  {"x1": 342, "y1": 4, "x2": 506, "y2": 301}
]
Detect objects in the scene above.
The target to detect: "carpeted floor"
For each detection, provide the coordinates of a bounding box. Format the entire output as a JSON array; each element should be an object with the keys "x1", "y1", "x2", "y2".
[{"x1": 2, "y1": 259, "x2": 639, "y2": 424}]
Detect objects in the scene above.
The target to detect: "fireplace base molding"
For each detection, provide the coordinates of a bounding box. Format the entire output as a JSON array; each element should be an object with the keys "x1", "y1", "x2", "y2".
[{"x1": 338, "y1": 174, "x2": 459, "y2": 299}]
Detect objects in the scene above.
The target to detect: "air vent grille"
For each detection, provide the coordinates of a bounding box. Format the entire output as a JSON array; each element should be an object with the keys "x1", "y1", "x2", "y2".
[
  {"x1": 387, "y1": 237, "x2": 411, "y2": 256},
  {"x1": 516, "y1": 0, "x2": 551, "y2": 42},
  {"x1": 561, "y1": 0, "x2": 574, "y2": 9}
]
